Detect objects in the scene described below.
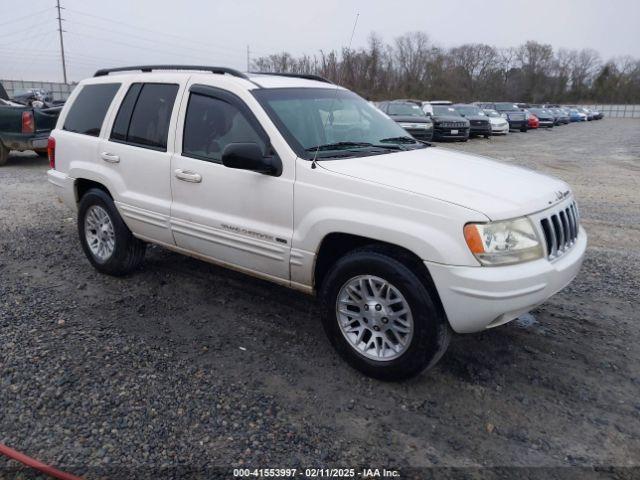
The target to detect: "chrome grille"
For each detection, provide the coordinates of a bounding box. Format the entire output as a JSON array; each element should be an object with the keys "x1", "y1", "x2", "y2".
[
  {"x1": 540, "y1": 201, "x2": 580, "y2": 259},
  {"x1": 438, "y1": 121, "x2": 466, "y2": 128}
]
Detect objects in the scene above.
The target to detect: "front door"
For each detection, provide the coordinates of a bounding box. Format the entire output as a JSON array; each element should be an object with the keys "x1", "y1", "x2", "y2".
[{"x1": 170, "y1": 84, "x2": 294, "y2": 283}]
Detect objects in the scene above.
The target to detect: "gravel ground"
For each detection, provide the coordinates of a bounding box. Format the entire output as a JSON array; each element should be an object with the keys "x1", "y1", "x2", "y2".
[{"x1": 1, "y1": 119, "x2": 639, "y2": 479}]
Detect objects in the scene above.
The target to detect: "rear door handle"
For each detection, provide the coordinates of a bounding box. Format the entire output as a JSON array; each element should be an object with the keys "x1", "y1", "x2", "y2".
[
  {"x1": 175, "y1": 169, "x2": 202, "y2": 183},
  {"x1": 100, "y1": 152, "x2": 120, "y2": 163}
]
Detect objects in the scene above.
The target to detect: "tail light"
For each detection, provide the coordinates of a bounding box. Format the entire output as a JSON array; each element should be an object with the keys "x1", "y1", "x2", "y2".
[
  {"x1": 21, "y1": 111, "x2": 35, "y2": 134},
  {"x1": 47, "y1": 137, "x2": 56, "y2": 169}
]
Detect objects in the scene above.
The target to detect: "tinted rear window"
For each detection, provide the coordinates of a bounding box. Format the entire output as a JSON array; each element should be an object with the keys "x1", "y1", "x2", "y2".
[
  {"x1": 109, "y1": 83, "x2": 178, "y2": 150},
  {"x1": 126, "y1": 84, "x2": 178, "y2": 150},
  {"x1": 63, "y1": 83, "x2": 120, "y2": 136}
]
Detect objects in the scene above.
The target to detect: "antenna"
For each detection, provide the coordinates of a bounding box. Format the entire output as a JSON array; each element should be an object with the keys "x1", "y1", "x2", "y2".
[{"x1": 311, "y1": 12, "x2": 360, "y2": 170}]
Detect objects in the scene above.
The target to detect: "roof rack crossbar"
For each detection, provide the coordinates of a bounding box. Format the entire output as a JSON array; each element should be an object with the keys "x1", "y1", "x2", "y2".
[
  {"x1": 249, "y1": 72, "x2": 333, "y2": 84},
  {"x1": 94, "y1": 65, "x2": 249, "y2": 79}
]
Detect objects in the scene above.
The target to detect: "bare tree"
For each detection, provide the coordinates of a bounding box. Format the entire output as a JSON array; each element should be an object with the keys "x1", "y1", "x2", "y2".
[{"x1": 251, "y1": 32, "x2": 639, "y2": 103}]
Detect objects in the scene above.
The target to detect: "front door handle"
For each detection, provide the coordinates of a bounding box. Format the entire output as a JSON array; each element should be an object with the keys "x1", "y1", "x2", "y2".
[
  {"x1": 100, "y1": 152, "x2": 120, "y2": 163},
  {"x1": 175, "y1": 169, "x2": 202, "y2": 183}
]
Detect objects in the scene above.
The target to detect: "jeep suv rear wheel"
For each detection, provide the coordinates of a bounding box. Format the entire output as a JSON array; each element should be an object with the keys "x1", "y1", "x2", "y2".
[
  {"x1": 319, "y1": 247, "x2": 451, "y2": 381},
  {"x1": 78, "y1": 188, "x2": 146, "y2": 276}
]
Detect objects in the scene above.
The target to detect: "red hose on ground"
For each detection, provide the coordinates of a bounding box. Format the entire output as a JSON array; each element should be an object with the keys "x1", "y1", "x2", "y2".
[{"x1": 0, "y1": 443, "x2": 83, "y2": 480}]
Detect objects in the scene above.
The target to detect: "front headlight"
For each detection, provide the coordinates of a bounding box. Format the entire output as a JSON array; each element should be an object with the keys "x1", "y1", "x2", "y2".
[
  {"x1": 500, "y1": 113, "x2": 508, "y2": 119},
  {"x1": 464, "y1": 217, "x2": 543, "y2": 266}
]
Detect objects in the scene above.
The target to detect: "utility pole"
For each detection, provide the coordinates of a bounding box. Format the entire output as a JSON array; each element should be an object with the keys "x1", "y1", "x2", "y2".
[
  {"x1": 246, "y1": 45, "x2": 250, "y2": 72},
  {"x1": 56, "y1": 0, "x2": 68, "y2": 84}
]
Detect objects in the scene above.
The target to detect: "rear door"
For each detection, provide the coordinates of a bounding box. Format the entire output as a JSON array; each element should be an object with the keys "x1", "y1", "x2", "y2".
[
  {"x1": 170, "y1": 81, "x2": 294, "y2": 283},
  {"x1": 53, "y1": 81, "x2": 121, "y2": 196},
  {"x1": 99, "y1": 79, "x2": 184, "y2": 245}
]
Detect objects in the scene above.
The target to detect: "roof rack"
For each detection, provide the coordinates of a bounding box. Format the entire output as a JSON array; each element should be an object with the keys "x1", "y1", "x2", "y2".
[
  {"x1": 249, "y1": 72, "x2": 333, "y2": 84},
  {"x1": 93, "y1": 65, "x2": 249, "y2": 79}
]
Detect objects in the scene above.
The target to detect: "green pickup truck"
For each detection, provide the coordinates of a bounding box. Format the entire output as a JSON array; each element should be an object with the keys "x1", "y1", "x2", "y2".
[{"x1": 0, "y1": 88, "x2": 62, "y2": 166}]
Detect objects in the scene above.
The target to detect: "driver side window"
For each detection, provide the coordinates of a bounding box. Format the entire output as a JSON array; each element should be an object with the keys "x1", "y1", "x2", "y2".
[{"x1": 183, "y1": 93, "x2": 265, "y2": 163}]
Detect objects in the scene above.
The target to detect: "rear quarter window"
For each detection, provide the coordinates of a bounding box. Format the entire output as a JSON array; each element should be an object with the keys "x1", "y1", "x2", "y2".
[{"x1": 63, "y1": 83, "x2": 120, "y2": 136}]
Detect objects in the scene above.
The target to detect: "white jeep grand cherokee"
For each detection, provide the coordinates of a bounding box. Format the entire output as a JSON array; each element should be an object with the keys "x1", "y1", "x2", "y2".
[{"x1": 47, "y1": 66, "x2": 587, "y2": 380}]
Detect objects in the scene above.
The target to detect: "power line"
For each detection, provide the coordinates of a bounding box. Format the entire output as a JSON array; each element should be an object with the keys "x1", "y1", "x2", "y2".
[
  {"x1": 67, "y1": 20, "x2": 243, "y2": 61},
  {"x1": 0, "y1": 18, "x2": 53, "y2": 38},
  {"x1": 64, "y1": 31, "x2": 240, "y2": 65},
  {"x1": 64, "y1": 8, "x2": 246, "y2": 55},
  {"x1": 64, "y1": 7, "x2": 274, "y2": 58},
  {"x1": 0, "y1": 7, "x2": 51, "y2": 28},
  {"x1": 0, "y1": 30, "x2": 57, "y2": 47}
]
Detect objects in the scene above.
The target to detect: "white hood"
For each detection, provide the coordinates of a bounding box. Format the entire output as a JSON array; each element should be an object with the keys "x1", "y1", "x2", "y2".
[{"x1": 318, "y1": 147, "x2": 570, "y2": 220}]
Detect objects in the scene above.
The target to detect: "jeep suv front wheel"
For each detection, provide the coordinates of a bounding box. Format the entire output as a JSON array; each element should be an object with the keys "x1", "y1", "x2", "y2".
[{"x1": 319, "y1": 248, "x2": 451, "y2": 381}]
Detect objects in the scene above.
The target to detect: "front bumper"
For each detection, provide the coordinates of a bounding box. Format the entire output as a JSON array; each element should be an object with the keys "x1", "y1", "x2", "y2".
[
  {"x1": 433, "y1": 127, "x2": 469, "y2": 140},
  {"x1": 507, "y1": 119, "x2": 527, "y2": 129},
  {"x1": 469, "y1": 124, "x2": 492, "y2": 135},
  {"x1": 405, "y1": 128, "x2": 433, "y2": 141},
  {"x1": 490, "y1": 122, "x2": 509, "y2": 134},
  {"x1": 47, "y1": 169, "x2": 77, "y2": 210},
  {"x1": 427, "y1": 227, "x2": 587, "y2": 333}
]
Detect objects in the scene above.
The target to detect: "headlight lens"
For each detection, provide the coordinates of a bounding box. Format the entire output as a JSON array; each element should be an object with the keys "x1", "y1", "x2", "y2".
[
  {"x1": 464, "y1": 218, "x2": 543, "y2": 265},
  {"x1": 500, "y1": 113, "x2": 508, "y2": 118}
]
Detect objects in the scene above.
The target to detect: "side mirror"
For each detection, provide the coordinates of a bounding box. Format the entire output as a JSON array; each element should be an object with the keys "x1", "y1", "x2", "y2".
[{"x1": 222, "y1": 142, "x2": 282, "y2": 176}]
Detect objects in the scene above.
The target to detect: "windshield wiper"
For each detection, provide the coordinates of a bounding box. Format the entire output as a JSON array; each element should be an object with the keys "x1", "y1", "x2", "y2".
[
  {"x1": 305, "y1": 141, "x2": 374, "y2": 151},
  {"x1": 379, "y1": 136, "x2": 418, "y2": 144}
]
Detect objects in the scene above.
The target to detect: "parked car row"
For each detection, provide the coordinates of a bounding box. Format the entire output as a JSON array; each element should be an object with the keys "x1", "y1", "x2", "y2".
[{"x1": 374, "y1": 99, "x2": 604, "y2": 142}]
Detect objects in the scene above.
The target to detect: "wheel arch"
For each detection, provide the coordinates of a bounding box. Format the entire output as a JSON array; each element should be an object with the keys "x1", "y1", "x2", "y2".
[
  {"x1": 313, "y1": 232, "x2": 447, "y2": 320},
  {"x1": 75, "y1": 177, "x2": 114, "y2": 203}
]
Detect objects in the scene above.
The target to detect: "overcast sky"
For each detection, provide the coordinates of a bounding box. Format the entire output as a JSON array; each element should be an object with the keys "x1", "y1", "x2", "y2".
[{"x1": 1, "y1": 0, "x2": 639, "y2": 83}]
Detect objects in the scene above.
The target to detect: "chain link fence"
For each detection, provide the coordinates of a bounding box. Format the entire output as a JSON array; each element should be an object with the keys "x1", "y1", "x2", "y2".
[
  {"x1": 580, "y1": 104, "x2": 640, "y2": 118},
  {"x1": 1, "y1": 79, "x2": 77, "y2": 101},
  {"x1": 1, "y1": 79, "x2": 639, "y2": 118}
]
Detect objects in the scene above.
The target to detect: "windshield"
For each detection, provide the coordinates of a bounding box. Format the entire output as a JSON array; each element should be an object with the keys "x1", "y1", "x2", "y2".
[
  {"x1": 433, "y1": 105, "x2": 461, "y2": 116},
  {"x1": 455, "y1": 105, "x2": 483, "y2": 116},
  {"x1": 252, "y1": 88, "x2": 427, "y2": 159},
  {"x1": 387, "y1": 103, "x2": 425, "y2": 117},
  {"x1": 494, "y1": 103, "x2": 520, "y2": 111},
  {"x1": 483, "y1": 109, "x2": 501, "y2": 118}
]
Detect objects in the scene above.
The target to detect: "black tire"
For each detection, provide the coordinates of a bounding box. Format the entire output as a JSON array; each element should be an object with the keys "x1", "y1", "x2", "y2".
[
  {"x1": 77, "y1": 188, "x2": 146, "y2": 276},
  {"x1": 520, "y1": 127, "x2": 528, "y2": 132},
  {"x1": 484, "y1": 134, "x2": 490, "y2": 139},
  {"x1": 0, "y1": 142, "x2": 9, "y2": 166},
  {"x1": 319, "y1": 247, "x2": 451, "y2": 381}
]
